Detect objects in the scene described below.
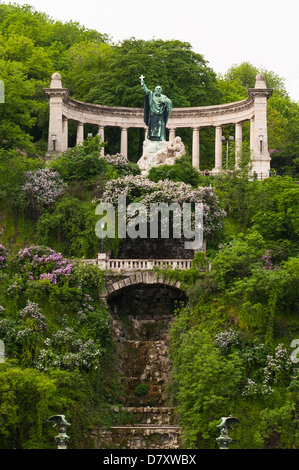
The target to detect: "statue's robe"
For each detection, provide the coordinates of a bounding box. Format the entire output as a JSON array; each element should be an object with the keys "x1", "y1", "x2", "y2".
[{"x1": 142, "y1": 83, "x2": 172, "y2": 141}]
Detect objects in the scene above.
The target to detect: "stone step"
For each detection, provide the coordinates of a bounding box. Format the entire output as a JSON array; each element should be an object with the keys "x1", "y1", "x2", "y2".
[
  {"x1": 92, "y1": 424, "x2": 182, "y2": 449},
  {"x1": 120, "y1": 406, "x2": 176, "y2": 425}
]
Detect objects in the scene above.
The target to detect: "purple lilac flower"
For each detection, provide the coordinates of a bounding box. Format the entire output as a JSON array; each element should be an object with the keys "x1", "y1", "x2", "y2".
[
  {"x1": 0, "y1": 245, "x2": 8, "y2": 268},
  {"x1": 16, "y1": 245, "x2": 74, "y2": 284}
]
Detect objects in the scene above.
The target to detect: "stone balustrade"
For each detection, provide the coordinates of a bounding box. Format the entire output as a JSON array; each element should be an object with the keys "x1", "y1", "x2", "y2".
[{"x1": 83, "y1": 254, "x2": 193, "y2": 274}]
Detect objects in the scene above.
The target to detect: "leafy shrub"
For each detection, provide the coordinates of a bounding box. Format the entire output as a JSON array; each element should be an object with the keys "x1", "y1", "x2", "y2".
[
  {"x1": 0, "y1": 149, "x2": 41, "y2": 210},
  {"x1": 148, "y1": 154, "x2": 204, "y2": 187},
  {"x1": 134, "y1": 383, "x2": 149, "y2": 396},
  {"x1": 36, "y1": 196, "x2": 100, "y2": 258},
  {"x1": 48, "y1": 136, "x2": 107, "y2": 182}
]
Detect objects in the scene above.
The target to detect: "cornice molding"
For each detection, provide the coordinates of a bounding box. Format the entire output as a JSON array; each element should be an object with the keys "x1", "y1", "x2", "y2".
[{"x1": 60, "y1": 94, "x2": 255, "y2": 120}]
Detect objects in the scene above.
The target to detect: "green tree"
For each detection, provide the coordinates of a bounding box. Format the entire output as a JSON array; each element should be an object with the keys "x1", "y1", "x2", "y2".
[
  {"x1": 81, "y1": 38, "x2": 220, "y2": 108},
  {"x1": 0, "y1": 365, "x2": 56, "y2": 448},
  {"x1": 0, "y1": 149, "x2": 41, "y2": 209},
  {"x1": 0, "y1": 59, "x2": 38, "y2": 153},
  {"x1": 170, "y1": 317, "x2": 244, "y2": 448},
  {"x1": 251, "y1": 176, "x2": 299, "y2": 241},
  {"x1": 218, "y1": 62, "x2": 299, "y2": 172}
]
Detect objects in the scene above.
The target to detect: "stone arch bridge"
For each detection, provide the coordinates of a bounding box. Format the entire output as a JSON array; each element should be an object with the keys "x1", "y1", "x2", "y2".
[
  {"x1": 103, "y1": 270, "x2": 185, "y2": 303},
  {"x1": 83, "y1": 254, "x2": 193, "y2": 304}
]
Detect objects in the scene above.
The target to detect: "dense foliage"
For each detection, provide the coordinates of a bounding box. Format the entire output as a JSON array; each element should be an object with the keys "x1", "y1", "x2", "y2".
[
  {"x1": 0, "y1": 245, "x2": 116, "y2": 448},
  {"x1": 168, "y1": 175, "x2": 299, "y2": 449}
]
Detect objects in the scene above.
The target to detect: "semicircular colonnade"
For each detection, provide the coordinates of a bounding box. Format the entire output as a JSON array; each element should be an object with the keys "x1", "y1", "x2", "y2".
[{"x1": 44, "y1": 72, "x2": 273, "y2": 179}]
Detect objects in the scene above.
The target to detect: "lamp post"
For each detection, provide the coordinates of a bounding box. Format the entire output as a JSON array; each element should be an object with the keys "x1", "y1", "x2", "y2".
[
  {"x1": 0, "y1": 340, "x2": 4, "y2": 364},
  {"x1": 198, "y1": 221, "x2": 203, "y2": 252},
  {"x1": 52, "y1": 134, "x2": 57, "y2": 152},
  {"x1": 259, "y1": 134, "x2": 264, "y2": 153},
  {"x1": 221, "y1": 135, "x2": 234, "y2": 168},
  {"x1": 101, "y1": 221, "x2": 105, "y2": 253},
  {"x1": 48, "y1": 415, "x2": 71, "y2": 449},
  {"x1": 216, "y1": 415, "x2": 240, "y2": 449}
]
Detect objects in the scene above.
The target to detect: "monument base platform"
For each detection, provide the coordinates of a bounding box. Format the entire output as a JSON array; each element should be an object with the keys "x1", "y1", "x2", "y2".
[{"x1": 137, "y1": 137, "x2": 186, "y2": 175}]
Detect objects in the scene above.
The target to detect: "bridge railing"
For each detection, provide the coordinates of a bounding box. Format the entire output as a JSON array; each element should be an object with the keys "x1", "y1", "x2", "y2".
[
  {"x1": 106, "y1": 259, "x2": 193, "y2": 272},
  {"x1": 83, "y1": 254, "x2": 194, "y2": 273}
]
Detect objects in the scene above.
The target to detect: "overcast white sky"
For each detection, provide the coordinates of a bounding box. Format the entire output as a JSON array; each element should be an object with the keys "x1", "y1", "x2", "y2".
[{"x1": 6, "y1": 0, "x2": 299, "y2": 101}]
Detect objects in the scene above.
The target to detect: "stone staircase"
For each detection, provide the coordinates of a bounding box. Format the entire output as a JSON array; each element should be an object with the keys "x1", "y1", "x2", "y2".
[{"x1": 93, "y1": 285, "x2": 183, "y2": 449}]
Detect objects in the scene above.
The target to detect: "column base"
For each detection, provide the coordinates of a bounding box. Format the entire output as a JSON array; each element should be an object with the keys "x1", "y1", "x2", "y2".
[
  {"x1": 211, "y1": 167, "x2": 222, "y2": 175},
  {"x1": 251, "y1": 157, "x2": 271, "y2": 180},
  {"x1": 45, "y1": 151, "x2": 61, "y2": 160}
]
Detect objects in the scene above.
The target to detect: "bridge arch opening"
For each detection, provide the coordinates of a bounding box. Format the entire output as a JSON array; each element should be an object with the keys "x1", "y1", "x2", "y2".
[{"x1": 107, "y1": 282, "x2": 186, "y2": 341}]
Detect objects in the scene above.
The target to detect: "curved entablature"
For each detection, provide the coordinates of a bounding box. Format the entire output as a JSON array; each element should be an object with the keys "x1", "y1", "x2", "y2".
[{"x1": 57, "y1": 92, "x2": 256, "y2": 129}]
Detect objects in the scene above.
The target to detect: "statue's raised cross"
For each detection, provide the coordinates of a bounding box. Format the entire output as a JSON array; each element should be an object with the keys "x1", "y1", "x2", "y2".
[{"x1": 139, "y1": 75, "x2": 145, "y2": 83}]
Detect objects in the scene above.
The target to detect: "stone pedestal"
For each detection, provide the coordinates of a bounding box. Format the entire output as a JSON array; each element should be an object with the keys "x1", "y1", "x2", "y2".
[
  {"x1": 137, "y1": 140, "x2": 169, "y2": 174},
  {"x1": 137, "y1": 138, "x2": 185, "y2": 175}
]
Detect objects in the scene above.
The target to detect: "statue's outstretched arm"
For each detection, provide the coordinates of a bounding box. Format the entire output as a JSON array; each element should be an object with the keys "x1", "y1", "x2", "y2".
[{"x1": 141, "y1": 82, "x2": 150, "y2": 95}]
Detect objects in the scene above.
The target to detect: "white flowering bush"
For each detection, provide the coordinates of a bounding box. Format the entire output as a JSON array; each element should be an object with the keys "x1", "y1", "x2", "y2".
[
  {"x1": 242, "y1": 343, "x2": 294, "y2": 398},
  {"x1": 19, "y1": 301, "x2": 47, "y2": 332},
  {"x1": 99, "y1": 153, "x2": 140, "y2": 176},
  {"x1": 35, "y1": 328, "x2": 104, "y2": 371},
  {"x1": 100, "y1": 153, "x2": 128, "y2": 168},
  {"x1": 22, "y1": 168, "x2": 66, "y2": 207},
  {"x1": 0, "y1": 301, "x2": 47, "y2": 351},
  {"x1": 214, "y1": 328, "x2": 239, "y2": 351},
  {"x1": 96, "y1": 175, "x2": 226, "y2": 235}
]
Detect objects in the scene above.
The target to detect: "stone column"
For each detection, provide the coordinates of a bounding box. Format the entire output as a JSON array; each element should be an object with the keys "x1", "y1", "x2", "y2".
[
  {"x1": 98, "y1": 125, "x2": 105, "y2": 156},
  {"x1": 169, "y1": 128, "x2": 176, "y2": 143},
  {"x1": 235, "y1": 122, "x2": 242, "y2": 168},
  {"x1": 214, "y1": 126, "x2": 223, "y2": 171},
  {"x1": 250, "y1": 117, "x2": 255, "y2": 157},
  {"x1": 248, "y1": 73, "x2": 273, "y2": 178},
  {"x1": 76, "y1": 122, "x2": 84, "y2": 145},
  {"x1": 62, "y1": 116, "x2": 68, "y2": 152},
  {"x1": 120, "y1": 126, "x2": 128, "y2": 159},
  {"x1": 44, "y1": 73, "x2": 68, "y2": 158},
  {"x1": 192, "y1": 127, "x2": 200, "y2": 170}
]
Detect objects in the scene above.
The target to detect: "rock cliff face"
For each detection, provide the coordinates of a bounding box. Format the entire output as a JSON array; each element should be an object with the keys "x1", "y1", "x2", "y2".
[{"x1": 93, "y1": 285, "x2": 186, "y2": 449}]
